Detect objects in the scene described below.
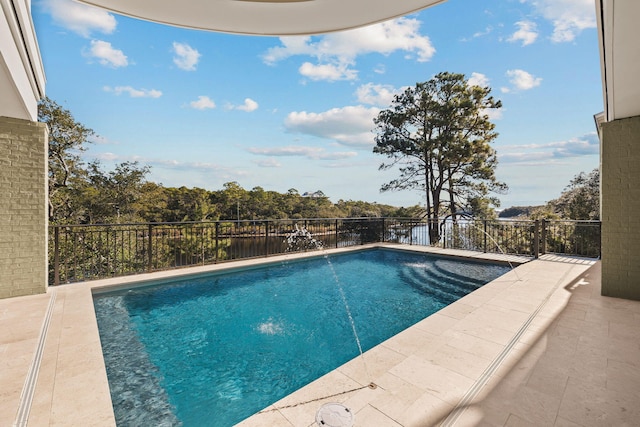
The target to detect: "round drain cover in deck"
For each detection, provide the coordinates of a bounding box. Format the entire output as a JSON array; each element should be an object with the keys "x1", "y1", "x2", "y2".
[{"x1": 315, "y1": 403, "x2": 354, "y2": 427}]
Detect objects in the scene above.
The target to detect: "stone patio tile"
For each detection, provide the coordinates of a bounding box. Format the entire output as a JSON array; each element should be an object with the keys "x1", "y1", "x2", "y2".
[
  {"x1": 368, "y1": 372, "x2": 430, "y2": 421},
  {"x1": 397, "y1": 390, "x2": 454, "y2": 426},
  {"x1": 558, "y1": 376, "x2": 640, "y2": 427},
  {"x1": 353, "y1": 404, "x2": 402, "y2": 427},
  {"x1": 437, "y1": 300, "x2": 477, "y2": 320},
  {"x1": 413, "y1": 312, "x2": 459, "y2": 336},
  {"x1": 235, "y1": 407, "x2": 294, "y2": 427},
  {"x1": 381, "y1": 325, "x2": 444, "y2": 358},
  {"x1": 442, "y1": 329, "x2": 505, "y2": 362},
  {"x1": 388, "y1": 355, "x2": 474, "y2": 406},
  {"x1": 605, "y1": 359, "x2": 640, "y2": 394},
  {"x1": 338, "y1": 343, "x2": 405, "y2": 386},
  {"x1": 426, "y1": 343, "x2": 493, "y2": 380}
]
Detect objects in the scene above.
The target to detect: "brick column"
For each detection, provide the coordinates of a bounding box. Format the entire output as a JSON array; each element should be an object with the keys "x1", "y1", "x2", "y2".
[
  {"x1": 601, "y1": 115, "x2": 640, "y2": 300},
  {"x1": 0, "y1": 116, "x2": 48, "y2": 298}
]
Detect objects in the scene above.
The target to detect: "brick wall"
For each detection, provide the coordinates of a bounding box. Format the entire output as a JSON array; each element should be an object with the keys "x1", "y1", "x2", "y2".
[
  {"x1": 0, "y1": 116, "x2": 48, "y2": 298},
  {"x1": 601, "y1": 115, "x2": 640, "y2": 300}
]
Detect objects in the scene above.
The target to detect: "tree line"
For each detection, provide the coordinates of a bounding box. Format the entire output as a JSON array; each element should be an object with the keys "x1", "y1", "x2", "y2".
[{"x1": 41, "y1": 97, "x2": 421, "y2": 225}]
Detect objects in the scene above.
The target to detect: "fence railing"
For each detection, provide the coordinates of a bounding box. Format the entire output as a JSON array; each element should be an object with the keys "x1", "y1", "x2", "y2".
[{"x1": 49, "y1": 218, "x2": 601, "y2": 285}]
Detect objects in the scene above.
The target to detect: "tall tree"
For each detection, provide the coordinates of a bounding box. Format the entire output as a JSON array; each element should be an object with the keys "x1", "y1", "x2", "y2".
[
  {"x1": 373, "y1": 72, "x2": 506, "y2": 242},
  {"x1": 38, "y1": 97, "x2": 95, "y2": 222},
  {"x1": 81, "y1": 161, "x2": 150, "y2": 223}
]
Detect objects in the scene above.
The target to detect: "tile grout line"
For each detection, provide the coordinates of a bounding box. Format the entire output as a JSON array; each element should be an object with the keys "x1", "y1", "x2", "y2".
[
  {"x1": 439, "y1": 266, "x2": 577, "y2": 427},
  {"x1": 13, "y1": 290, "x2": 57, "y2": 427}
]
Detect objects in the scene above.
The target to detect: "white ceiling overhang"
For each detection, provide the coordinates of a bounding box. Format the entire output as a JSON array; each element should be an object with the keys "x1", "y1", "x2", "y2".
[
  {"x1": 77, "y1": 0, "x2": 447, "y2": 36},
  {"x1": 597, "y1": 0, "x2": 640, "y2": 122}
]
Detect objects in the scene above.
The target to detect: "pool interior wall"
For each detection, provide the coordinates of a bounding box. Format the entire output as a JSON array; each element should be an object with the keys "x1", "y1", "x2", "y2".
[{"x1": 94, "y1": 249, "x2": 516, "y2": 425}]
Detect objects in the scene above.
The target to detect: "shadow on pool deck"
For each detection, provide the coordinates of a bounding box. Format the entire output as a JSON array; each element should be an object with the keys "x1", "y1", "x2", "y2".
[{"x1": 1, "y1": 245, "x2": 638, "y2": 427}]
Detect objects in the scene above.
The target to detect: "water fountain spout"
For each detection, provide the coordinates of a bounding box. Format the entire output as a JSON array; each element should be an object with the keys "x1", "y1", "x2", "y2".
[{"x1": 284, "y1": 224, "x2": 324, "y2": 252}]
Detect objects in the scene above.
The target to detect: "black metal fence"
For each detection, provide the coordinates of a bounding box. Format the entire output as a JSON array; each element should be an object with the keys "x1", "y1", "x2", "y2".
[{"x1": 49, "y1": 218, "x2": 601, "y2": 285}]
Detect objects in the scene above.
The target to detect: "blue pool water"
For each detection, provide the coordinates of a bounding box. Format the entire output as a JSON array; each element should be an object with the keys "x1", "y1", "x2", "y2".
[{"x1": 93, "y1": 249, "x2": 510, "y2": 426}]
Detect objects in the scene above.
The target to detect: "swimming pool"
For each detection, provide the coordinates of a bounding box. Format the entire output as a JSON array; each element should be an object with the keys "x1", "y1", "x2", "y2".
[{"x1": 93, "y1": 248, "x2": 510, "y2": 426}]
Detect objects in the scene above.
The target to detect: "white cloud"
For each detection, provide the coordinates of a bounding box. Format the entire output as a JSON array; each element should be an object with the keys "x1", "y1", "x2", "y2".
[
  {"x1": 232, "y1": 98, "x2": 259, "y2": 112},
  {"x1": 89, "y1": 135, "x2": 117, "y2": 145},
  {"x1": 461, "y1": 26, "x2": 494, "y2": 42},
  {"x1": 356, "y1": 83, "x2": 401, "y2": 107},
  {"x1": 504, "y1": 69, "x2": 542, "y2": 92},
  {"x1": 42, "y1": 0, "x2": 116, "y2": 37},
  {"x1": 299, "y1": 62, "x2": 358, "y2": 82},
  {"x1": 284, "y1": 105, "x2": 380, "y2": 147},
  {"x1": 253, "y1": 158, "x2": 282, "y2": 168},
  {"x1": 104, "y1": 86, "x2": 162, "y2": 98},
  {"x1": 172, "y1": 42, "x2": 201, "y2": 71},
  {"x1": 507, "y1": 20, "x2": 538, "y2": 46},
  {"x1": 92, "y1": 152, "x2": 241, "y2": 175},
  {"x1": 374, "y1": 64, "x2": 386, "y2": 74},
  {"x1": 248, "y1": 146, "x2": 357, "y2": 160},
  {"x1": 262, "y1": 17, "x2": 434, "y2": 82},
  {"x1": 499, "y1": 132, "x2": 599, "y2": 164},
  {"x1": 190, "y1": 96, "x2": 216, "y2": 110},
  {"x1": 484, "y1": 108, "x2": 503, "y2": 121},
  {"x1": 86, "y1": 40, "x2": 128, "y2": 67},
  {"x1": 468, "y1": 72, "x2": 490, "y2": 88},
  {"x1": 528, "y1": 0, "x2": 596, "y2": 42}
]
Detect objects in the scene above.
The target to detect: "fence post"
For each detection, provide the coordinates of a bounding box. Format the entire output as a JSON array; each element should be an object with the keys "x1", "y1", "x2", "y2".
[
  {"x1": 265, "y1": 221, "x2": 269, "y2": 257},
  {"x1": 381, "y1": 218, "x2": 385, "y2": 243},
  {"x1": 410, "y1": 220, "x2": 414, "y2": 246},
  {"x1": 53, "y1": 226, "x2": 60, "y2": 286},
  {"x1": 147, "y1": 224, "x2": 153, "y2": 272},
  {"x1": 541, "y1": 219, "x2": 547, "y2": 255},
  {"x1": 534, "y1": 220, "x2": 540, "y2": 259},
  {"x1": 215, "y1": 222, "x2": 220, "y2": 263},
  {"x1": 483, "y1": 220, "x2": 488, "y2": 253},
  {"x1": 598, "y1": 221, "x2": 602, "y2": 259}
]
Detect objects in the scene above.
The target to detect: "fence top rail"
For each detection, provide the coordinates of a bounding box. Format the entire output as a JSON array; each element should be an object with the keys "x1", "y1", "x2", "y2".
[{"x1": 48, "y1": 217, "x2": 602, "y2": 230}]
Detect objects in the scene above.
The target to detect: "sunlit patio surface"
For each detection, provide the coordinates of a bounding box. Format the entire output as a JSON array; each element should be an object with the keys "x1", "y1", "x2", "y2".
[{"x1": 1, "y1": 245, "x2": 638, "y2": 426}]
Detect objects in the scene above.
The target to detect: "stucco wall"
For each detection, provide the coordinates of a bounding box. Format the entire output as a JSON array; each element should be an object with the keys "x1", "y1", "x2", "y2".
[
  {"x1": 0, "y1": 116, "x2": 48, "y2": 298},
  {"x1": 601, "y1": 115, "x2": 640, "y2": 300}
]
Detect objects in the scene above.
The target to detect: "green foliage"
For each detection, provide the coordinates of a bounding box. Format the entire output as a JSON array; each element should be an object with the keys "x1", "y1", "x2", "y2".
[
  {"x1": 548, "y1": 169, "x2": 600, "y2": 220},
  {"x1": 373, "y1": 72, "x2": 506, "y2": 240},
  {"x1": 501, "y1": 169, "x2": 600, "y2": 221},
  {"x1": 82, "y1": 161, "x2": 151, "y2": 223},
  {"x1": 39, "y1": 97, "x2": 95, "y2": 222},
  {"x1": 499, "y1": 205, "x2": 543, "y2": 218}
]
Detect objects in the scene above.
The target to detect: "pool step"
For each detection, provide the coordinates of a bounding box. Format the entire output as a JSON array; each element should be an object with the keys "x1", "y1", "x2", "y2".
[{"x1": 398, "y1": 267, "x2": 466, "y2": 305}]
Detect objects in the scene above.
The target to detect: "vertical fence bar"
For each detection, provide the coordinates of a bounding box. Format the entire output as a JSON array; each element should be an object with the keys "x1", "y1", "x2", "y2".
[
  {"x1": 335, "y1": 219, "x2": 339, "y2": 248},
  {"x1": 483, "y1": 220, "x2": 488, "y2": 253},
  {"x1": 53, "y1": 226, "x2": 60, "y2": 286},
  {"x1": 410, "y1": 220, "x2": 413, "y2": 246},
  {"x1": 598, "y1": 221, "x2": 602, "y2": 258},
  {"x1": 534, "y1": 220, "x2": 540, "y2": 259},
  {"x1": 541, "y1": 219, "x2": 547, "y2": 255},
  {"x1": 215, "y1": 222, "x2": 219, "y2": 263},
  {"x1": 147, "y1": 224, "x2": 153, "y2": 272}
]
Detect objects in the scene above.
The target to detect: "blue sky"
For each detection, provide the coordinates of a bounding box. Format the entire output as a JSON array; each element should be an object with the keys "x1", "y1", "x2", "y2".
[{"x1": 33, "y1": 0, "x2": 601, "y2": 209}]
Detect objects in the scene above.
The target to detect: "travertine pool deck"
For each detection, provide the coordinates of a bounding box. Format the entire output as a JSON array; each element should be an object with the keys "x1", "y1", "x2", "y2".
[{"x1": 1, "y1": 245, "x2": 639, "y2": 426}]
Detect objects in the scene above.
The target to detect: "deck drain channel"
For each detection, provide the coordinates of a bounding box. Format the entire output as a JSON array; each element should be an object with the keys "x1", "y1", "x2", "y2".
[
  {"x1": 440, "y1": 266, "x2": 575, "y2": 427},
  {"x1": 14, "y1": 290, "x2": 57, "y2": 427}
]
